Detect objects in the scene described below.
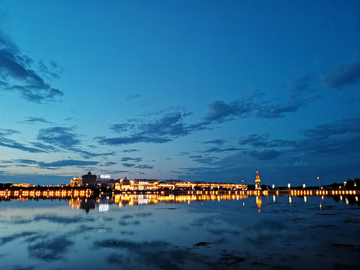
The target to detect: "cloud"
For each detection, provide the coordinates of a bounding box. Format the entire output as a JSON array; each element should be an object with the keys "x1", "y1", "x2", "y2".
[
  {"x1": 11, "y1": 266, "x2": 36, "y2": 270},
  {"x1": 110, "y1": 123, "x2": 136, "y2": 133},
  {"x1": 134, "y1": 164, "x2": 154, "y2": 169},
  {"x1": 98, "y1": 112, "x2": 207, "y2": 146},
  {"x1": 121, "y1": 157, "x2": 142, "y2": 162},
  {"x1": 37, "y1": 127, "x2": 80, "y2": 149},
  {"x1": 189, "y1": 155, "x2": 202, "y2": 159},
  {"x1": 0, "y1": 138, "x2": 47, "y2": 153},
  {"x1": 120, "y1": 149, "x2": 140, "y2": 153},
  {"x1": 203, "y1": 99, "x2": 253, "y2": 123},
  {"x1": 296, "y1": 117, "x2": 360, "y2": 156},
  {"x1": 74, "y1": 149, "x2": 115, "y2": 159},
  {"x1": 122, "y1": 163, "x2": 135, "y2": 168},
  {"x1": 9, "y1": 159, "x2": 99, "y2": 169},
  {"x1": 0, "y1": 129, "x2": 47, "y2": 153},
  {"x1": 121, "y1": 163, "x2": 153, "y2": 169},
  {"x1": 189, "y1": 155, "x2": 219, "y2": 165},
  {"x1": 14, "y1": 159, "x2": 38, "y2": 165},
  {"x1": 202, "y1": 139, "x2": 225, "y2": 146},
  {"x1": 125, "y1": 94, "x2": 140, "y2": 100},
  {"x1": 207, "y1": 228, "x2": 240, "y2": 235},
  {"x1": 203, "y1": 92, "x2": 314, "y2": 122},
  {"x1": 97, "y1": 135, "x2": 171, "y2": 145},
  {"x1": 104, "y1": 161, "x2": 117, "y2": 166},
  {"x1": 256, "y1": 99, "x2": 310, "y2": 119},
  {"x1": 287, "y1": 73, "x2": 316, "y2": 98},
  {"x1": 0, "y1": 32, "x2": 64, "y2": 103},
  {"x1": 203, "y1": 147, "x2": 241, "y2": 153},
  {"x1": 323, "y1": 59, "x2": 360, "y2": 89},
  {"x1": 37, "y1": 160, "x2": 99, "y2": 169},
  {"x1": 237, "y1": 117, "x2": 360, "y2": 161},
  {"x1": 239, "y1": 134, "x2": 295, "y2": 148},
  {"x1": 247, "y1": 149, "x2": 281, "y2": 160},
  {"x1": 29, "y1": 142, "x2": 57, "y2": 152},
  {"x1": 36, "y1": 126, "x2": 114, "y2": 158},
  {"x1": 98, "y1": 91, "x2": 317, "y2": 147},
  {"x1": 0, "y1": 128, "x2": 20, "y2": 136},
  {"x1": 19, "y1": 117, "x2": 52, "y2": 124}
]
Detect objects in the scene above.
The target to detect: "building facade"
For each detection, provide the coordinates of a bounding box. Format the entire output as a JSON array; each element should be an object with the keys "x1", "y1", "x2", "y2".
[{"x1": 82, "y1": 171, "x2": 97, "y2": 187}]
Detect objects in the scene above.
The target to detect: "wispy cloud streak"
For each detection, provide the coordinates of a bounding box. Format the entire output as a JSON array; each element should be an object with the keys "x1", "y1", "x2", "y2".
[{"x1": 0, "y1": 32, "x2": 64, "y2": 103}]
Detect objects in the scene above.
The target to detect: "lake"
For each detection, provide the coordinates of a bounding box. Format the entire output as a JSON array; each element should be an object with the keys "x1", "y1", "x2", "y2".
[{"x1": 0, "y1": 194, "x2": 359, "y2": 270}]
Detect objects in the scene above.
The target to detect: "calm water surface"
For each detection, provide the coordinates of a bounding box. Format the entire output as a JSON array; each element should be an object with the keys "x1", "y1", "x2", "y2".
[{"x1": 0, "y1": 195, "x2": 359, "y2": 270}]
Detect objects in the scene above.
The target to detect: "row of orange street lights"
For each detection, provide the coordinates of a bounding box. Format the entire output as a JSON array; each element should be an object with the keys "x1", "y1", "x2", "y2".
[{"x1": 0, "y1": 188, "x2": 92, "y2": 199}]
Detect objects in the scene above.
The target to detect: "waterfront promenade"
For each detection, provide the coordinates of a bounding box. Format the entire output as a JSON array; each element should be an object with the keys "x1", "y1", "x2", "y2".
[{"x1": 0, "y1": 186, "x2": 359, "y2": 201}]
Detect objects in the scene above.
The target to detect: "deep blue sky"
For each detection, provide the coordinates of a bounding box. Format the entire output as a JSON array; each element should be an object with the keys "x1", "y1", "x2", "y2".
[{"x1": 0, "y1": 0, "x2": 359, "y2": 186}]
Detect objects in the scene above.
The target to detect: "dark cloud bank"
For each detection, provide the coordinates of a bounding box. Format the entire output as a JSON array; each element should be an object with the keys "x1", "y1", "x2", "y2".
[{"x1": 0, "y1": 32, "x2": 63, "y2": 103}]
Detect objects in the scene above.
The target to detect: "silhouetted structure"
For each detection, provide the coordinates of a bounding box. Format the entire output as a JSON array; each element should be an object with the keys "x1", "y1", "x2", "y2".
[
  {"x1": 80, "y1": 198, "x2": 96, "y2": 213},
  {"x1": 82, "y1": 171, "x2": 97, "y2": 187}
]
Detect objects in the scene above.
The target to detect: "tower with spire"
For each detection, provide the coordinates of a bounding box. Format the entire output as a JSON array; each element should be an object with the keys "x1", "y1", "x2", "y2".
[{"x1": 255, "y1": 171, "x2": 261, "y2": 190}]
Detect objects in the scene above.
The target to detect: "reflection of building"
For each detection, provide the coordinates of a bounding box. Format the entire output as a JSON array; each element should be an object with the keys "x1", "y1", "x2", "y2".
[
  {"x1": 82, "y1": 171, "x2": 97, "y2": 187},
  {"x1": 255, "y1": 171, "x2": 261, "y2": 190},
  {"x1": 99, "y1": 198, "x2": 109, "y2": 212},
  {"x1": 69, "y1": 198, "x2": 81, "y2": 209},
  {"x1": 80, "y1": 198, "x2": 96, "y2": 213},
  {"x1": 256, "y1": 196, "x2": 262, "y2": 212}
]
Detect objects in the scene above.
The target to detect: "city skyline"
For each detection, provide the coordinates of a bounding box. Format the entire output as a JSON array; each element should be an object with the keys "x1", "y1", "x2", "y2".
[{"x1": 0, "y1": 1, "x2": 359, "y2": 186}]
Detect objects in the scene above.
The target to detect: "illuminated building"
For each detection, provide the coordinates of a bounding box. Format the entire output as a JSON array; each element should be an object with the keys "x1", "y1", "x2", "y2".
[
  {"x1": 11, "y1": 183, "x2": 35, "y2": 188},
  {"x1": 70, "y1": 177, "x2": 82, "y2": 187},
  {"x1": 130, "y1": 179, "x2": 160, "y2": 190},
  {"x1": 255, "y1": 171, "x2": 261, "y2": 190},
  {"x1": 120, "y1": 178, "x2": 130, "y2": 190},
  {"x1": 115, "y1": 183, "x2": 120, "y2": 191}
]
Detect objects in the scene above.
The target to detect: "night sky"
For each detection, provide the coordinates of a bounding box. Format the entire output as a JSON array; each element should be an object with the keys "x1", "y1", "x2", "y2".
[{"x1": 0, "y1": 1, "x2": 359, "y2": 187}]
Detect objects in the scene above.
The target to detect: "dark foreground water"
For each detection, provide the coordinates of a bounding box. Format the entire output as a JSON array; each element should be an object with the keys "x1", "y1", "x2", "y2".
[{"x1": 0, "y1": 195, "x2": 359, "y2": 270}]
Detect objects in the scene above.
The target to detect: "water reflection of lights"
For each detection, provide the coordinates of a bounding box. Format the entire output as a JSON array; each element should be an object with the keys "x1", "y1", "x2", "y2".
[
  {"x1": 138, "y1": 198, "x2": 148, "y2": 205},
  {"x1": 99, "y1": 204, "x2": 109, "y2": 212},
  {"x1": 256, "y1": 196, "x2": 262, "y2": 212},
  {"x1": 3, "y1": 189, "x2": 360, "y2": 212}
]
